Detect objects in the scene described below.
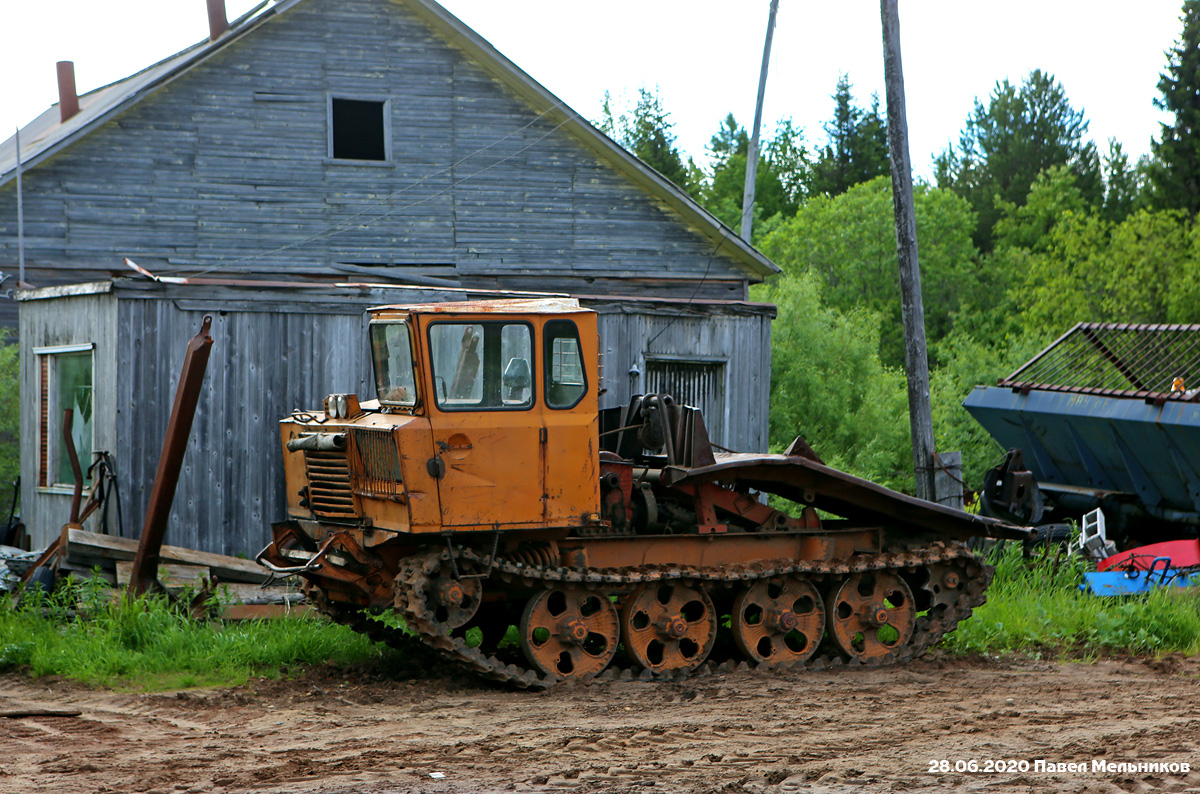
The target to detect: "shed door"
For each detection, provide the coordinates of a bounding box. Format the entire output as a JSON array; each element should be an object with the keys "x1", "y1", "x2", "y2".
[{"x1": 644, "y1": 359, "x2": 726, "y2": 447}]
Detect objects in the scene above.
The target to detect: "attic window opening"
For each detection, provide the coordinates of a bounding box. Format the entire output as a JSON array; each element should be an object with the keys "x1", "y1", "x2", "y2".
[{"x1": 330, "y1": 97, "x2": 389, "y2": 161}]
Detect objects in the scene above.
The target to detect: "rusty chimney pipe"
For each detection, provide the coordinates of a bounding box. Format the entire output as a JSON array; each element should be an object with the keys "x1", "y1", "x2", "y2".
[
  {"x1": 206, "y1": 0, "x2": 229, "y2": 41},
  {"x1": 56, "y1": 61, "x2": 79, "y2": 123}
]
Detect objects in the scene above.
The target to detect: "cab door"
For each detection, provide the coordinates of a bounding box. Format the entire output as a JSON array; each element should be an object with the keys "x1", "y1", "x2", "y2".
[
  {"x1": 542, "y1": 316, "x2": 599, "y2": 523},
  {"x1": 424, "y1": 318, "x2": 545, "y2": 527}
]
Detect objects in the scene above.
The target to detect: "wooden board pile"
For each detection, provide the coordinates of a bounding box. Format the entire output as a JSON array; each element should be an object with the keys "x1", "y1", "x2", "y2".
[{"x1": 28, "y1": 528, "x2": 309, "y2": 619}]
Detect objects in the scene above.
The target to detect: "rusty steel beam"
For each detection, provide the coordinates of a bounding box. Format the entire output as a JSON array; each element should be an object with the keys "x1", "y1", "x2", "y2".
[
  {"x1": 62, "y1": 409, "x2": 83, "y2": 525},
  {"x1": 660, "y1": 453, "x2": 1031, "y2": 541},
  {"x1": 129, "y1": 315, "x2": 214, "y2": 596}
]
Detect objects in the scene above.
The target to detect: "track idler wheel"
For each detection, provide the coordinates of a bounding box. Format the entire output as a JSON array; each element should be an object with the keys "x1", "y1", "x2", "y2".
[
  {"x1": 731, "y1": 576, "x2": 825, "y2": 666},
  {"x1": 826, "y1": 571, "x2": 915, "y2": 663},
  {"x1": 519, "y1": 586, "x2": 619, "y2": 681},
  {"x1": 427, "y1": 563, "x2": 483, "y2": 629},
  {"x1": 620, "y1": 582, "x2": 716, "y2": 675}
]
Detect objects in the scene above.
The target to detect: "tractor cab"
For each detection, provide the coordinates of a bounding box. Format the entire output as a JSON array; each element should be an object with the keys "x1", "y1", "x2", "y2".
[{"x1": 280, "y1": 299, "x2": 601, "y2": 537}]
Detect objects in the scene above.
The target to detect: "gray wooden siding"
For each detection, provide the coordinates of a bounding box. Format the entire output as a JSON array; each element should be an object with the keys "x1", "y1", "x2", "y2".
[
  {"x1": 592, "y1": 306, "x2": 773, "y2": 455},
  {"x1": 113, "y1": 298, "x2": 373, "y2": 557},
  {"x1": 19, "y1": 288, "x2": 118, "y2": 547},
  {"x1": 0, "y1": 0, "x2": 752, "y2": 328}
]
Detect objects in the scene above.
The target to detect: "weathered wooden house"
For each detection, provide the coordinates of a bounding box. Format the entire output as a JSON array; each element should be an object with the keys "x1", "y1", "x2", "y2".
[
  {"x1": 0, "y1": 0, "x2": 775, "y2": 307},
  {"x1": 2, "y1": 0, "x2": 781, "y2": 554}
]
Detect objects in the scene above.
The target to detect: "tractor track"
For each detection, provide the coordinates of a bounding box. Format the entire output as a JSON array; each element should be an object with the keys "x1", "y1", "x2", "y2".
[{"x1": 316, "y1": 540, "x2": 991, "y2": 690}]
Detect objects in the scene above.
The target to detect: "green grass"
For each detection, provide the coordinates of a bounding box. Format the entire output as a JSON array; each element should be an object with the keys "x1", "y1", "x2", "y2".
[
  {"x1": 5, "y1": 545, "x2": 1200, "y2": 692},
  {"x1": 0, "y1": 576, "x2": 391, "y2": 691},
  {"x1": 945, "y1": 541, "x2": 1200, "y2": 657}
]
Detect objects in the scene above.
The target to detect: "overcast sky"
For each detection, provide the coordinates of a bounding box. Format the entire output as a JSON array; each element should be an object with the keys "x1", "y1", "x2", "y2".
[{"x1": 0, "y1": 1, "x2": 1187, "y2": 180}]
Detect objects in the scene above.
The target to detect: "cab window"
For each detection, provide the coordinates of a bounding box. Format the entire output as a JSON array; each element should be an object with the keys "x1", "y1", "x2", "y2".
[
  {"x1": 545, "y1": 320, "x2": 587, "y2": 409},
  {"x1": 369, "y1": 322, "x2": 418, "y2": 407},
  {"x1": 428, "y1": 322, "x2": 534, "y2": 410}
]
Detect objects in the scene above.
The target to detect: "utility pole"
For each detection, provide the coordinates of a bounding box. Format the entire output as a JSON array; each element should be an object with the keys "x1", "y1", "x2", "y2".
[
  {"x1": 880, "y1": 0, "x2": 936, "y2": 502},
  {"x1": 15, "y1": 127, "x2": 24, "y2": 286},
  {"x1": 740, "y1": 0, "x2": 779, "y2": 243}
]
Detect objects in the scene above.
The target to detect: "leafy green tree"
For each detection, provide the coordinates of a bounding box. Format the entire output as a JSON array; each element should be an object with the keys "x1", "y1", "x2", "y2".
[
  {"x1": 934, "y1": 70, "x2": 1102, "y2": 249},
  {"x1": 760, "y1": 176, "x2": 977, "y2": 368},
  {"x1": 0, "y1": 330, "x2": 18, "y2": 497},
  {"x1": 597, "y1": 87, "x2": 691, "y2": 190},
  {"x1": 992, "y1": 166, "x2": 1088, "y2": 253},
  {"x1": 1148, "y1": 0, "x2": 1200, "y2": 215},
  {"x1": 929, "y1": 328, "x2": 1054, "y2": 487},
  {"x1": 1009, "y1": 204, "x2": 1200, "y2": 334},
  {"x1": 752, "y1": 274, "x2": 913, "y2": 492},
  {"x1": 810, "y1": 75, "x2": 889, "y2": 198}
]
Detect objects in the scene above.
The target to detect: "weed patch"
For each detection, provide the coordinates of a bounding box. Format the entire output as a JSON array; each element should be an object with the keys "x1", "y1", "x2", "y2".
[
  {"x1": 946, "y1": 542, "x2": 1200, "y2": 656},
  {"x1": 0, "y1": 576, "x2": 394, "y2": 691}
]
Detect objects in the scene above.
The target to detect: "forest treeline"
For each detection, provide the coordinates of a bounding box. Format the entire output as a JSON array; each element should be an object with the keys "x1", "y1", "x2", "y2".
[{"x1": 599, "y1": 1, "x2": 1200, "y2": 494}]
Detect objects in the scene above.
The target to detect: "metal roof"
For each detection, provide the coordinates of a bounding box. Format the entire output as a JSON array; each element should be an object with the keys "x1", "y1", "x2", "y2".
[
  {"x1": 0, "y1": 0, "x2": 780, "y2": 281},
  {"x1": 370, "y1": 297, "x2": 584, "y2": 315},
  {"x1": 16, "y1": 275, "x2": 776, "y2": 318}
]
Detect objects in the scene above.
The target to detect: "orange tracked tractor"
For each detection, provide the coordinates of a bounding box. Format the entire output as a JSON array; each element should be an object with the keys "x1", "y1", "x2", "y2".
[{"x1": 258, "y1": 298, "x2": 1026, "y2": 688}]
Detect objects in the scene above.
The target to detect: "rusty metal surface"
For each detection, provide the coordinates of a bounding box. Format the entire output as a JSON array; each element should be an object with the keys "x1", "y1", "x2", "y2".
[
  {"x1": 55, "y1": 62, "x2": 79, "y2": 123},
  {"x1": 206, "y1": 0, "x2": 229, "y2": 40},
  {"x1": 1000, "y1": 322, "x2": 1200, "y2": 400},
  {"x1": 129, "y1": 315, "x2": 214, "y2": 596},
  {"x1": 658, "y1": 453, "x2": 1030, "y2": 541},
  {"x1": 61, "y1": 409, "x2": 83, "y2": 525},
  {"x1": 378, "y1": 542, "x2": 990, "y2": 689}
]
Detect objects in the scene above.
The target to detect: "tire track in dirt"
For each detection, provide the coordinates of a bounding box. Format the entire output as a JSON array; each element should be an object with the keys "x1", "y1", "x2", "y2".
[{"x1": 0, "y1": 655, "x2": 1196, "y2": 793}]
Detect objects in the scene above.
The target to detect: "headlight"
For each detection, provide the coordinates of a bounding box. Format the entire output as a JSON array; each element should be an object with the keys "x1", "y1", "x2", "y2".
[{"x1": 324, "y1": 393, "x2": 360, "y2": 420}]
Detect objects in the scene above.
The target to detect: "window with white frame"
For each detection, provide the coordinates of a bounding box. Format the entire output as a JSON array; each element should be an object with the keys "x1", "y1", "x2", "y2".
[{"x1": 36, "y1": 344, "x2": 94, "y2": 489}]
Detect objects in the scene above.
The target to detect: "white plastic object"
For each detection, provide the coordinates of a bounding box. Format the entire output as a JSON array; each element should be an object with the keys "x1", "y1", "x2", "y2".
[{"x1": 1073, "y1": 509, "x2": 1116, "y2": 560}]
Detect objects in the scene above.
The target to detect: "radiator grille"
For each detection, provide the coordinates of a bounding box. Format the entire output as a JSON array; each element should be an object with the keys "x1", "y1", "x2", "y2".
[
  {"x1": 303, "y1": 450, "x2": 357, "y2": 517},
  {"x1": 348, "y1": 428, "x2": 404, "y2": 500}
]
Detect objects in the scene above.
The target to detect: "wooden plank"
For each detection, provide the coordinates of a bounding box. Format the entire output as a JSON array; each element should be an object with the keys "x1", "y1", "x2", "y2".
[
  {"x1": 220, "y1": 603, "x2": 314, "y2": 620},
  {"x1": 62, "y1": 529, "x2": 268, "y2": 583},
  {"x1": 114, "y1": 561, "x2": 210, "y2": 588},
  {"x1": 212, "y1": 581, "x2": 303, "y2": 604}
]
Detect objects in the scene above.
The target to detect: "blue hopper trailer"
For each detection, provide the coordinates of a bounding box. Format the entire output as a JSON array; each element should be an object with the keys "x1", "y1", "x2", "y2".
[{"x1": 963, "y1": 322, "x2": 1200, "y2": 547}]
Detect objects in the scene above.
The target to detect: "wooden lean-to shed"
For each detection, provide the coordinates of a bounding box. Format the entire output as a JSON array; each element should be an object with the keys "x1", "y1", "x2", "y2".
[
  {"x1": 3, "y1": 0, "x2": 782, "y2": 554},
  {"x1": 17, "y1": 280, "x2": 774, "y2": 555}
]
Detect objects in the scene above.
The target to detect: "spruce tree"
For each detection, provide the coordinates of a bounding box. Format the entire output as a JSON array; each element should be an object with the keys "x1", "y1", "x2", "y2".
[
  {"x1": 935, "y1": 70, "x2": 1100, "y2": 250},
  {"x1": 810, "y1": 75, "x2": 889, "y2": 197},
  {"x1": 1148, "y1": 0, "x2": 1200, "y2": 215}
]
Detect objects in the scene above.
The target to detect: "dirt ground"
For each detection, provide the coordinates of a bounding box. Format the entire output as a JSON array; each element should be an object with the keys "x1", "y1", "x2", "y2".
[{"x1": 0, "y1": 653, "x2": 1198, "y2": 794}]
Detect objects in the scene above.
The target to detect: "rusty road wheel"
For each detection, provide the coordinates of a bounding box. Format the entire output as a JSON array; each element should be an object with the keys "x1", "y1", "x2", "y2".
[
  {"x1": 620, "y1": 582, "x2": 716, "y2": 674},
  {"x1": 731, "y1": 576, "x2": 824, "y2": 665},
  {"x1": 426, "y1": 563, "x2": 483, "y2": 629},
  {"x1": 519, "y1": 586, "x2": 619, "y2": 680},
  {"x1": 826, "y1": 571, "x2": 915, "y2": 662}
]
